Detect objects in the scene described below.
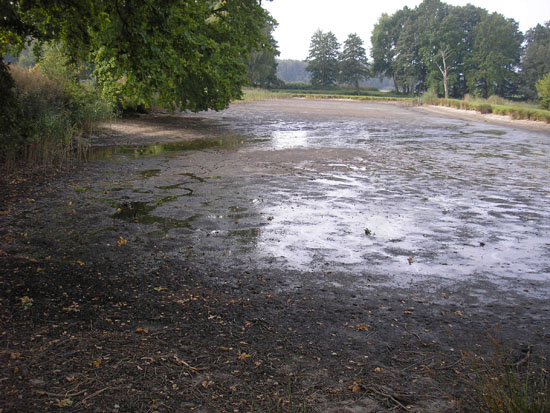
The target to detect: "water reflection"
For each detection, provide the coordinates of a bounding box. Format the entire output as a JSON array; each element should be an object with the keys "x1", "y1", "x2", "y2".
[
  {"x1": 271, "y1": 130, "x2": 308, "y2": 150},
  {"x1": 87, "y1": 136, "x2": 247, "y2": 160}
]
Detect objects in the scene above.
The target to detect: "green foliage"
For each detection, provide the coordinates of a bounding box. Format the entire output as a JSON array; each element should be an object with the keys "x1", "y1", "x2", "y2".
[
  {"x1": 468, "y1": 13, "x2": 523, "y2": 98},
  {"x1": 370, "y1": 0, "x2": 523, "y2": 99},
  {"x1": 0, "y1": 61, "x2": 20, "y2": 149},
  {"x1": 1, "y1": 0, "x2": 273, "y2": 112},
  {"x1": 537, "y1": 73, "x2": 550, "y2": 109},
  {"x1": 306, "y1": 30, "x2": 340, "y2": 88},
  {"x1": 464, "y1": 339, "x2": 550, "y2": 413},
  {"x1": 521, "y1": 22, "x2": 550, "y2": 100},
  {"x1": 425, "y1": 96, "x2": 550, "y2": 123},
  {"x1": 245, "y1": 22, "x2": 281, "y2": 89},
  {"x1": 1, "y1": 44, "x2": 113, "y2": 168},
  {"x1": 238, "y1": 88, "x2": 292, "y2": 103},
  {"x1": 338, "y1": 33, "x2": 369, "y2": 94}
]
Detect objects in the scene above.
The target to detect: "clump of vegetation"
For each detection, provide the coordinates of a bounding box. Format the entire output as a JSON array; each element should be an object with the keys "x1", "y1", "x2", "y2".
[
  {"x1": 420, "y1": 88, "x2": 439, "y2": 105},
  {"x1": 1, "y1": 45, "x2": 114, "y2": 171},
  {"x1": 238, "y1": 88, "x2": 292, "y2": 103},
  {"x1": 423, "y1": 96, "x2": 550, "y2": 123},
  {"x1": 537, "y1": 73, "x2": 550, "y2": 110},
  {"x1": 463, "y1": 337, "x2": 550, "y2": 412}
]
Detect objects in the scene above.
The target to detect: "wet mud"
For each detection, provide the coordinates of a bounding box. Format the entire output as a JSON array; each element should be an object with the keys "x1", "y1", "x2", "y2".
[{"x1": 1, "y1": 99, "x2": 549, "y2": 412}]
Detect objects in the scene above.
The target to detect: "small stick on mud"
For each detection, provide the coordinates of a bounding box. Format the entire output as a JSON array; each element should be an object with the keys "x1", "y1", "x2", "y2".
[{"x1": 75, "y1": 386, "x2": 116, "y2": 406}]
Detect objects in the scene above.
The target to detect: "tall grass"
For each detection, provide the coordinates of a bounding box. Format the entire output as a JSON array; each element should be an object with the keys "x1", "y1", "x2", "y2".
[
  {"x1": 237, "y1": 87, "x2": 414, "y2": 104},
  {"x1": 237, "y1": 88, "x2": 293, "y2": 103},
  {"x1": 1, "y1": 46, "x2": 114, "y2": 172},
  {"x1": 422, "y1": 94, "x2": 550, "y2": 123},
  {"x1": 463, "y1": 337, "x2": 550, "y2": 412}
]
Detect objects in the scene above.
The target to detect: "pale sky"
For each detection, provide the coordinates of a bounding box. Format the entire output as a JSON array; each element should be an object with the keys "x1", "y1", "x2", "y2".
[{"x1": 263, "y1": 0, "x2": 550, "y2": 60}]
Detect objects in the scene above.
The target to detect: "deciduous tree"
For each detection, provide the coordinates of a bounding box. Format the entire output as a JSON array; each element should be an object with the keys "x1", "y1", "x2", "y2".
[
  {"x1": 1, "y1": 0, "x2": 274, "y2": 111},
  {"x1": 245, "y1": 22, "x2": 281, "y2": 89},
  {"x1": 521, "y1": 22, "x2": 550, "y2": 100},
  {"x1": 468, "y1": 13, "x2": 523, "y2": 98}
]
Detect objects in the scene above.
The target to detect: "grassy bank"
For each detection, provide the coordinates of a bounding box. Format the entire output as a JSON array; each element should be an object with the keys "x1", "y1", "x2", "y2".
[
  {"x1": 423, "y1": 96, "x2": 550, "y2": 124},
  {"x1": 241, "y1": 88, "x2": 550, "y2": 124},
  {"x1": 240, "y1": 87, "x2": 414, "y2": 104}
]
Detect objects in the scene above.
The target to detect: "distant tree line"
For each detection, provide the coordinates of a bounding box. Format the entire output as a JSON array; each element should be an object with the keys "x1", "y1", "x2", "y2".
[
  {"x1": 370, "y1": 0, "x2": 550, "y2": 99},
  {"x1": 276, "y1": 60, "x2": 311, "y2": 83}
]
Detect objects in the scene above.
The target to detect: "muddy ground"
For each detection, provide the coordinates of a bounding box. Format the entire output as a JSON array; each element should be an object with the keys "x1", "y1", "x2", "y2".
[{"x1": 1, "y1": 99, "x2": 549, "y2": 412}]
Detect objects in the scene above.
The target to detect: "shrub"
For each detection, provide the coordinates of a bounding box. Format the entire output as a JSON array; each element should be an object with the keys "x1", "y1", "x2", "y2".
[
  {"x1": 1, "y1": 44, "x2": 114, "y2": 169},
  {"x1": 475, "y1": 103, "x2": 493, "y2": 114},
  {"x1": 536, "y1": 73, "x2": 550, "y2": 110},
  {"x1": 420, "y1": 88, "x2": 438, "y2": 104}
]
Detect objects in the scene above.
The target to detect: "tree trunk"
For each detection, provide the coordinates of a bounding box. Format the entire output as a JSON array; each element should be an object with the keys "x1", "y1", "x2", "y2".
[{"x1": 438, "y1": 48, "x2": 451, "y2": 99}]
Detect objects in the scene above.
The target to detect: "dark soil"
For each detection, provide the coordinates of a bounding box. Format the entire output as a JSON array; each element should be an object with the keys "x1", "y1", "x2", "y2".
[{"x1": 1, "y1": 100, "x2": 549, "y2": 412}]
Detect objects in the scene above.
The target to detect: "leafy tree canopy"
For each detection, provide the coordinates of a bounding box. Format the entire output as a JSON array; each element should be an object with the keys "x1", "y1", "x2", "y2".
[
  {"x1": 1, "y1": 0, "x2": 274, "y2": 111},
  {"x1": 521, "y1": 22, "x2": 550, "y2": 100},
  {"x1": 370, "y1": 0, "x2": 524, "y2": 99},
  {"x1": 306, "y1": 30, "x2": 340, "y2": 88},
  {"x1": 536, "y1": 72, "x2": 550, "y2": 109},
  {"x1": 245, "y1": 21, "x2": 281, "y2": 89}
]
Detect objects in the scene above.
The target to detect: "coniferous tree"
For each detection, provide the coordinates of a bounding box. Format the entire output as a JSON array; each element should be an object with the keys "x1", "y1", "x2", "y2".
[
  {"x1": 306, "y1": 30, "x2": 340, "y2": 88},
  {"x1": 339, "y1": 33, "x2": 369, "y2": 94}
]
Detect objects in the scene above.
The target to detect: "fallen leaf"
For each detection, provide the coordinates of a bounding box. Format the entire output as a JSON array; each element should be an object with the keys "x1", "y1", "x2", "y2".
[
  {"x1": 349, "y1": 383, "x2": 361, "y2": 393},
  {"x1": 76, "y1": 260, "x2": 84, "y2": 266},
  {"x1": 237, "y1": 351, "x2": 251, "y2": 360},
  {"x1": 116, "y1": 236, "x2": 127, "y2": 247},
  {"x1": 92, "y1": 357, "x2": 102, "y2": 368},
  {"x1": 56, "y1": 398, "x2": 73, "y2": 407},
  {"x1": 67, "y1": 201, "x2": 72, "y2": 208},
  {"x1": 408, "y1": 256, "x2": 414, "y2": 265},
  {"x1": 136, "y1": 328, "x2": 149, "y2": 333},
  {"x1": 66, "y1": 376, "x2": 76, "y2": 382},
  {"x1": 154, "y1": 286, "x2": 168, "y2": 292},
  {"x1": 219, "y1": 346, "x2": 233, "y2": 351},
  {"x1": 201, "y1": 380, "x2": 214, "y2": 389},
  {"x1": 374, "y1": 367, "x2": 384, "y2": 373},
  {"x1": 353, "y1": 324, "x2": 371, "y2": 331},
  {"x1": 20, "y1": 296, "x2": 33, "y2": 309}
]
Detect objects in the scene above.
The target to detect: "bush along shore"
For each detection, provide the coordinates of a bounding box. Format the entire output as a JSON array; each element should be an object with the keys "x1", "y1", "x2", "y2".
[{"x1": 1, "y1": 46, "x2": 114, "y2": 173}]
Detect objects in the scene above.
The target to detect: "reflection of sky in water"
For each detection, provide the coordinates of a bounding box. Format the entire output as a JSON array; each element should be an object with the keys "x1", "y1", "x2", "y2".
[
  {"x1": 255, "y1": 167, "x2": 550, "y2": 287},
  {"x1": 271, "y1": 130, "x2": 308, "y2": 149},
  {"x1": 249, "y1": 115, "x2": 550, "y2": 287}
]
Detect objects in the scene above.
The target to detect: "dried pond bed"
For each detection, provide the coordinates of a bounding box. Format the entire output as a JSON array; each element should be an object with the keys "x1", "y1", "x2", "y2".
[{"x1": 1, "y1": 99, "x2": 550, "y2": 412}]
